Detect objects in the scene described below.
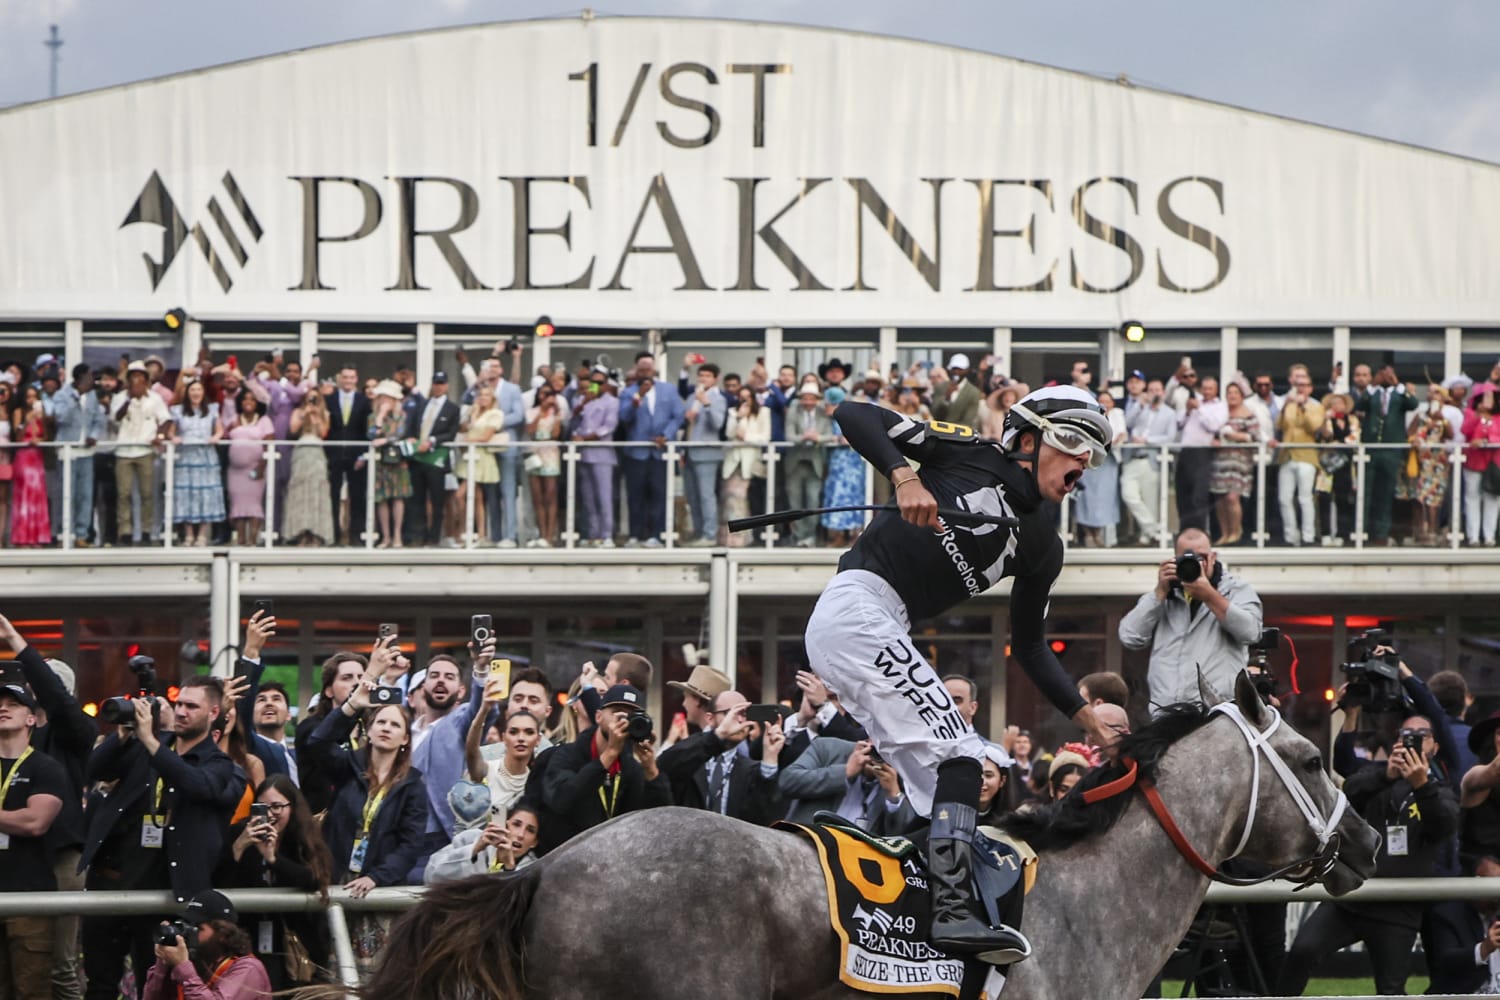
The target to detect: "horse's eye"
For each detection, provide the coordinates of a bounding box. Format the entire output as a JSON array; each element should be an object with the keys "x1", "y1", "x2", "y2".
[{"x1": 1303, "y1": 755, "x2": 1323, "y2": 774}]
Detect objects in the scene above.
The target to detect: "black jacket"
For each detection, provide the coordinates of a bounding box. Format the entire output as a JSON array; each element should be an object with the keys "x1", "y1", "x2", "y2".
[
  {"x1": 657, "y1": 730, "x2": 780, "y2": 826},
  {"x1": 294, "y1": 712, "x2": 343, "y2": 816},
  {"x1": 16, "y1": 644, "x2": 93, "y2": 850},
  {"x1": 306, "y1": 709, "x2": 429, "y2": 887},
  {"x1": 1425, "y1": 900, "x2": 1489, "y2": 995},
  {"x1": 540, "y1": 727, "x2": 671, "y2": 852},
  {"x1": 82, "y1": 730, "x2": 242, "y2": 901},
  {"x1": 214, "y1": 818, "x2": 331, "y2": 979},
  {"x1": 403, "y1": 397, "x2": 461, "y2": 448},
  {"x1": 1338, "y1": 764, "x2": 1459, "y2": 928},
  {"x1": 326, "y1": 390, "x2": 372, "y2": 465}
]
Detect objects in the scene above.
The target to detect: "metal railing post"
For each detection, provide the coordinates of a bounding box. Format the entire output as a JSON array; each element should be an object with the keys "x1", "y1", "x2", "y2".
[
  {"x1": 1157, "y1": 445, "x2": 1172, "y2": 547},
  {"x1": 1449, "y1": 442, "x2": 1464, "y2": 549},
  {"x1": 863, "y1": 456, "x2": 875, "y2": 529},
  {"x1": 1254, "y1": 442, "x2": 1267, "y2": 548},
  {"x1": 1353, "y1": 443, "x2": 1368, "y2": 549},
  {"x1": 262, "y1": 441, "x2": 277, "y2": 547},
  {"x1": 326, "y1": 900, "x2": 361, "y2": 990},
  {"x1": 562, "y1": 443, "x2": 579, "y2": 549},
  {"x1": 464, "y1": 442, "x2": 478, "y2": 548},
  {"x1": 61, "y1": 444, "x2": 74, "y2": 550},
  {"x1": 363, "y1": 445, "x2": 377, "y2": 549},
  {"x1": 763, "y1": 443, "x2": 779, "y2": 548},
  {"x1": 162, "y1": 441, "x2": 176, "y2": 549},
  {"x1": 664, "y1": 442, "x2": 678, "y2": 548}
]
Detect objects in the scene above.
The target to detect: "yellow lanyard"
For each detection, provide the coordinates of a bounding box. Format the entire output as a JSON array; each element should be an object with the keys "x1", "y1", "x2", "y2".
[
  {"x1": 488, "y1": 848, "x2": 509, "y2": 873},
  {"x1": 0, "y1": 746, "x2": 34, "y2": 806},
  {"x1": 360, "y1": 788, "x2": 387, "y2": 835},
  {"x1": 596, "y1": 773, "x2": 622, "y2": 819}
]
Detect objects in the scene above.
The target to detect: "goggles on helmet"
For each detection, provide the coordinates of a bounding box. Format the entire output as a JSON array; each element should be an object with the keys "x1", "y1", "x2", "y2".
[{"x1": 1007, "y1": 402, "x2": 1110, "y2": 469}]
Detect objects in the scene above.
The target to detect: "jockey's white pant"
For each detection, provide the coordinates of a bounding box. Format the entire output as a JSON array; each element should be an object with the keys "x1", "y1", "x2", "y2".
[{"x1": 805, "y1": 570, "x2": 986, "y2": 818}]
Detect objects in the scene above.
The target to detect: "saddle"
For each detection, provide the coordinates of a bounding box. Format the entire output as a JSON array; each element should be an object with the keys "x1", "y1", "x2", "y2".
[{"x1": 776, "y1": 813, "x2": 1035, "y2": 999}]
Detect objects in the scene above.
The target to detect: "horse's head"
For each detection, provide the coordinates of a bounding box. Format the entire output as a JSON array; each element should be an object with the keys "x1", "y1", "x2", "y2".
[{"x1": 1214, "y1": 671, "x2": 1380, "y2": 895}]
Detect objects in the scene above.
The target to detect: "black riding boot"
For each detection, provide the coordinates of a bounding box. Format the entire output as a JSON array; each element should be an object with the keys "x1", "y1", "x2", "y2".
[{"x1": 928, "y1": 802, "x2": 1032, "y2": 966}]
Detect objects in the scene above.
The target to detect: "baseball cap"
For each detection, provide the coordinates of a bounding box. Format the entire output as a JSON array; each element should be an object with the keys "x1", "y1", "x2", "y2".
[
  {"x1": 431, "y1": 371, "x2": 449, "y2": 384},
  {"x1": 0, "y1": 682, "x2": 37, "y2": 711},
  {"x1": 183, "y1": 890, "x2": 236, "y2": 926},
  {"x1": 947, "y1": 353, "x2": 971, "y2": 371},
  {"x1": 45, "y1": 659, "x2": 75, "y2": 697},
  {"x1": 1128, "y1": 369, "x2": 1146, "y2": 382},
  {"x1": 600, "y1": 684, "x2": 645, "y2": 711}
]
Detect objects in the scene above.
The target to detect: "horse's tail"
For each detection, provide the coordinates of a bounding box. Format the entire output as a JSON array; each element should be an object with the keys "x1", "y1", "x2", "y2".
[{"x1": 365, "y1": 868, "x2": 540, "y2": 999}]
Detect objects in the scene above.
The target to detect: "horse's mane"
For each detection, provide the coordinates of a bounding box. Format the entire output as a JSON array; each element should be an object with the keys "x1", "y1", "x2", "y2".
[{"x1": 998, "y1": 702, "x2": 1213, "y2": 853}]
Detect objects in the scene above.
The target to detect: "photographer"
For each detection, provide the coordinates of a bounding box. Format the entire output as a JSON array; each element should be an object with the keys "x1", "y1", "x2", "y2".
[
  {"x1": 141, "y1": 891, "x2": 270, "y2": 1000},
  {"x1": 423, "y1": 800, "x2": 542, "y2": 882},
  {"x1": 1333, "y1": 646, "x2": 1459, "y2": 788},
  {"x1": 0, "y1": 681, "x2": 69, "y2": 1000},
  {"x1": 80, "y1": 674, "x2": 242, "y2": 1000},
  {"x1": 0, "y1": 612, "x2": 93, "y2": 998},
  {"x1": 656, "y1": 695, "x2": 782, "y2": 825},
  {"x1": 539, "y1": 684, "x2": 671, "y2": 853},
  {"x1": 1118, "y1": 527, "x2": 1263, "y2": 714},
  {"x1": 1277, "y1": 715, "x2": 1460, "y2": 996},
  {"x1": 214, "y1": 775, "x2": 332, "y2": 989}
]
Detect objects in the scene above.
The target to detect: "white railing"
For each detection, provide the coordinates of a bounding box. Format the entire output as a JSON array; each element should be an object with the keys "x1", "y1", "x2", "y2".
[{"x1": 2, "y1": 436, "x2": 1494, "y2": 553}]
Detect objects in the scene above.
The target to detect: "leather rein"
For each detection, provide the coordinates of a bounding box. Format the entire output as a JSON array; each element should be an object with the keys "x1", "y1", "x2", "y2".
[{"x1": 1080, "y1": 703, "x2": 1347, "y2": 888}]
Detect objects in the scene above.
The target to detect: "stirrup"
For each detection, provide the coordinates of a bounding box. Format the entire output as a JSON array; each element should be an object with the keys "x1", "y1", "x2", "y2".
[{"x1": 974, "y1": 927, "x2": 1033, "y2": 967}]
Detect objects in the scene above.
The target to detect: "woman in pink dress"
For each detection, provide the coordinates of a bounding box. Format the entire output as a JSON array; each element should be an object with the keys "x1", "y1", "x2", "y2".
[
  {"x1": 226, "y1": 388, "x2": 274, "y2": 546},
  {"x1": 10, "y1": 385, "x2": 52, "y2": 547}
]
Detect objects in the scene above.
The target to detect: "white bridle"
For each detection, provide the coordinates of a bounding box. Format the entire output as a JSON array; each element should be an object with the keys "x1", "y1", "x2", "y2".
[{"x1": 1210, "y1": 702, "x2": 1349, "y2": 864}]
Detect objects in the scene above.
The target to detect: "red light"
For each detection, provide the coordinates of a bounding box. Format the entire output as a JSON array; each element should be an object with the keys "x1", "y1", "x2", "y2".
[
  {"x1": 166, "y1": 686, "x2": 181, "y2": 701},
  {"x1": 534, "y1": 315, "x2": 555, "y2": 338},
  {"x1": 1049, "y1": 640, "x2": 1068, "y2": 655},
  {"x1": 1323, "y1": 688, "x2": 1337, "y2": 702},
  {"x1": 125, "y1": 643, "x2": 141, "y2": 657}
]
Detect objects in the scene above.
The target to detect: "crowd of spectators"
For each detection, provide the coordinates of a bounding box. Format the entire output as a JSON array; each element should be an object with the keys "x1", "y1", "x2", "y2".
[
  {"x1": 4, "y1": 348, "x2": 1495, "y2": 550},
  {"x1": 3, "y1": 585, "x2": 1500, "y2": 995}
]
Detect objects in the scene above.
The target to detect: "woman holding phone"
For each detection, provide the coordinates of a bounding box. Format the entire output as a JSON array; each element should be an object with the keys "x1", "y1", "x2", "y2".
[
  {"x1": 216, "y1": 775, "x2": 334, "y2": 987},
  {"x1": 306, "y1": 639, "x2": 430, "y2": 970}
]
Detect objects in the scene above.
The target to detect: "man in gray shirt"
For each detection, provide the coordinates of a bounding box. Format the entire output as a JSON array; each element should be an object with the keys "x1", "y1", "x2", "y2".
[
  {"x1": 1118, "y1": 527, "x2": 1263, "y2": 715},
  {"x1": 682, "y1": 363, "x2": 727, "y2": 546},
  {"x1": 1119, "y1": 378, "x2": 1178, "y2": 546}
]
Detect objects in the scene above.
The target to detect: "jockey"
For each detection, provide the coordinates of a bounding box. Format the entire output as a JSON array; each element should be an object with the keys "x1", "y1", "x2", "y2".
[{"x1": 806, "y1": 385, "x2": 1117, "y2": 965}]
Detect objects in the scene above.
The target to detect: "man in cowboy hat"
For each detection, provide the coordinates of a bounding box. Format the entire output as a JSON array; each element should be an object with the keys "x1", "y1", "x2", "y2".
[
  {"x1": 817, "y1": 358, "x2": 852, "y2": 387},
  {"x1": 110, "y1": 360, "x2": 173, "y2": 546},
  {"x1": 668, "y1": 665, "x2": 732, "y2": 733}
]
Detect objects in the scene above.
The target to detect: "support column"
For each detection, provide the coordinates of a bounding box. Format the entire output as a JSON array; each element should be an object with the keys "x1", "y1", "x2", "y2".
[
  {"x1": 416, "y1": 322, "x2": 435, "y2": 391},
  {"x1": 763, "y1": 326, "x2": 784, "y2": 378},
  {"x1": 1102, "y1": 326, "x2": 1125, "y2": 385},
  {"x1": 1332, "y1": 326, "x2": 1351, "y2": 392},
  {"x1": 878, "y1": 326, "x2": 898, "y2": 377},
  {"x1": 210, "y1": 554, "x2": 232, "y2": 678},
  {"x1": 64, "y1": 319, "x2": 83, "y2": 369},
  {"x1": 1219, "y1": 326, "x2": 1238, "y2": 384},
  {"x1": 647, "y1": 329, "x2": 665, "y2": 375},
  {"x1": 299, "y1": 320, "x2": 318, "y2": 368},
  {"x1": 991, "y1": 327, "x2": 1012, "y2": 377},
  {"x1": 1445, "y1": 326, "x2": 1463, "y2": 382},
  {"x1": 182, "y1": 320, "x2": 203, "y2": 369},
  {"x1": 708, "y1": 554, "x2": 731, "y2": 680},
  {"x1": 532, "y1": 333, "x2": 552, "y2": 374}
]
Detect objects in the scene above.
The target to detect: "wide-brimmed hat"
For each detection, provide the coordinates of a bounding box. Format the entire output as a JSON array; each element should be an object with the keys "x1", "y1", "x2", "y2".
[
  {"x1": 797, "y1": 385, "x2": 823, "y2": 399},
  {"x1": 373, "y1": 379, "x2": 404, "y2": 401},
  {"x1": 667, "y1": 665, "x2": 732, "y2": 703},
  {"x1": 125, "y1": 361, "x2": 149, "y2": 376},
  {"x1": 862, "y1": 368, "x2": 883, "y2": 382},
  {"x1": 1321, "y1": 392, "x2": 1353, "y2": 413},
  {"x1": 817, "y1": 358, "x2": 853, "y2": 380},
  {"x1": 1469, "y1": 710, "x2": 1500, "y2": 759}
]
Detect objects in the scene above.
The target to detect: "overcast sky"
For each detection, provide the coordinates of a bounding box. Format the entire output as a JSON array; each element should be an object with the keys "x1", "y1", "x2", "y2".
[{"x1": 1, "y1": 0, "x2": 1496, "y2": 163}]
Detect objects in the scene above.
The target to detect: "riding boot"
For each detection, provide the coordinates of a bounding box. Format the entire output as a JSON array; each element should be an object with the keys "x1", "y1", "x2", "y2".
[{"x1": 928, "y1": 802, "x2": 1032, "y2": 966}]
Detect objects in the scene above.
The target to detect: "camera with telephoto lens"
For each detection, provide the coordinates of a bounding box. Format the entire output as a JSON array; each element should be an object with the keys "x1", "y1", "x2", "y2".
[
  {"x1": 99, "y1": 655, "x2": 161, "y2": 727},
  {"x1": 1246, "y1": 628, "x2": 1281, "y2": 700},
  {"x1": 156, "y1": 920, "x2": 190, "y2": 947},
  {"x1": 1174, "y1": 552, "x2": 1205, "y2": 586},
  {"x1": 625, "y1": 710, "x2": 655, "y2": 742},
  {"x1": 1338, "y1": 629, "x2": 1410, "y2": 713},
  {"x1": 371, "y1": 686, "x2": 403, "y2": 706}
]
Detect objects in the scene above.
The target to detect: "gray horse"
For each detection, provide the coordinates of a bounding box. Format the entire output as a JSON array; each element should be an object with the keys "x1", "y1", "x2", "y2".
[{"x1": 344, "y1": 675, "x2": 1378, "y2": 1000}]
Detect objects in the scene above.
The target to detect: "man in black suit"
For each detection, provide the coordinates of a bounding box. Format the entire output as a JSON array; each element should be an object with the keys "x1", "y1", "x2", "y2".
[
  {"x1": 326, "y1": 365, "x2": 372, "y2": 545},
  {"x1": 657, "y1": 692, "x2": 782, "y2": 825},
  {"x1": 405, "y1": 371, "x2": 461, "y2": 546}
]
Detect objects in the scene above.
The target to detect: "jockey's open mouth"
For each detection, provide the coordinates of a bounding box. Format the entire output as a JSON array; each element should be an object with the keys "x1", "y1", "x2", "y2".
[{"x1": 1062, "y1": 468, "x2": 1084, "y2": 493}]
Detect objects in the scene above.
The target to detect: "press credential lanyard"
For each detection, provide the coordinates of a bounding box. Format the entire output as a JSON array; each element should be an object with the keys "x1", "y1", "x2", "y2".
[
  {"x1": 142, "y1": 778, "x2": 166, "y2": 848},
  {"x1": 0, "y1": 746, "x2": 34, "y2": 850},
  {"x1": 348, "y1": 787, "x2": 386, "y2": 875}
]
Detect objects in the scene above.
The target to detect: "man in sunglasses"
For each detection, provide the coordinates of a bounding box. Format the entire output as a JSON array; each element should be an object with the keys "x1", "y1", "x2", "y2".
[{"x1": 805, "y1": 385, "x2": 1116, "y2": 966}]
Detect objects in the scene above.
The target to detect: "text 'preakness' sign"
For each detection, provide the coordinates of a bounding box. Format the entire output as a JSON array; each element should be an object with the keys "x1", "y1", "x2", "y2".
[{"x1": 2, "y1": 18, "x2": 1498, "y2": 326}]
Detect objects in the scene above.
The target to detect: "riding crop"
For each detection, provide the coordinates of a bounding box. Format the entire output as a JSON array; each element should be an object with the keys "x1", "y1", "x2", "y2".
[{"x1": 728, "y1": 505, "x2": 1020, "y2": 533}]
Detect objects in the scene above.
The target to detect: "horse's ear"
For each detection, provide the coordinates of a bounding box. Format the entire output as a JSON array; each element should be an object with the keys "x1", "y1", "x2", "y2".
[
  {"x1": 1233, "y1": 669, "x2": 1267, "y2": 726},
  {"x1": 1196, "y1": 667, "x2": 1223, "y2": 708}
]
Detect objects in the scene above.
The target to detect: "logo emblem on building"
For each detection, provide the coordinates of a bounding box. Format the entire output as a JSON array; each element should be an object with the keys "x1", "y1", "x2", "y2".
[{"x1": 120, "y1": 171, "x2": 263, "y2": 292}]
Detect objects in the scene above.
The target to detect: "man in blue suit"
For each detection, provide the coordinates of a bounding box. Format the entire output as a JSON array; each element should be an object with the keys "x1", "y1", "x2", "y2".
[
  {"x1": 618, "y1": 374, "x2": 684, "y2": 546},
  {"x1": 495, "y1": 372, "x2": 526, "y2": 546}
]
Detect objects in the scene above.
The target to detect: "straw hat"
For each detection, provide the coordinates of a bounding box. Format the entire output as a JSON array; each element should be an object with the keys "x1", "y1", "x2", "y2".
[{"x1": 373, "y1": 379, "x2": 404, "y2": 401}]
